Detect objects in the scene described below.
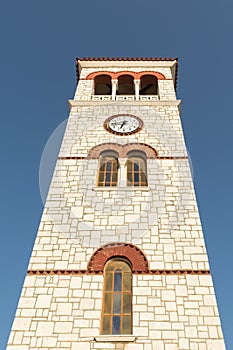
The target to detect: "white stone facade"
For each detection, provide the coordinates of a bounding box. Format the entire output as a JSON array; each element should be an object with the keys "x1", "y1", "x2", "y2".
[{"x1": 7, "y1": 59, "x2": 226, "y2": 349}]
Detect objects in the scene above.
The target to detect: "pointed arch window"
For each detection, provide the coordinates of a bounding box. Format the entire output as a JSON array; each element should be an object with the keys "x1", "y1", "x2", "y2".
[
  {"x1": 97, "y1": 151, "x2": 119, "y2": 187},
  {"x1": 126, "y1": 151, "x2": 148, "y2": 186},
  {"x1": 101, "y1": 259, "x2": 132, "y2": 335}
]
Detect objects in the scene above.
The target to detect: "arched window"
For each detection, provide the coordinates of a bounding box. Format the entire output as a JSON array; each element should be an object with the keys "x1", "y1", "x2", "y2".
[
  {"x1": 101, "y1": 259, "x2": 132, "y2": 335},
  {"x1": 97, "y1": 151, "x2": 119, "y2": 187},
  {"x1": 117, "y1": 75, "x2": 134, "y2": 95},
  {"x1": 94, "y1": 74, "x2": 112, "y2": 95},
  {"x1": 140, "y1": 74, "x2": 158, "y2": 95},
  {"x1": 127, "y1": 151, "x2": 148, "y2": 186}
]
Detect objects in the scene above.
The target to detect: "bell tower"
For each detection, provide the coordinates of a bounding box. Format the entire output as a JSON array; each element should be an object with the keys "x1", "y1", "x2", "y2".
[{"x1": 7, "y1": 57, "x2": 226, "y2": 350}]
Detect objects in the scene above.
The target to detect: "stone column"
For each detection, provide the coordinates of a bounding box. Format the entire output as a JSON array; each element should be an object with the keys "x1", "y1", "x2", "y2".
[
  {"x1": 134, "y1": 79, "x2": 140, "y2": 101},
  {"x1": 112, "y1": 79, "x2": 118, "y2": 101},
  {"x1": 118, "y1": 158, "x2": 127, "y2": 187}
]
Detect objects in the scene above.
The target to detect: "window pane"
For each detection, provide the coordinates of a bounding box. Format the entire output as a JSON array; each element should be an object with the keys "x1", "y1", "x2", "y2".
[
  {"x1": 121, "y1": 262, "x2": 131, "y2": 272},
  {"x1": 102, "y1": 316, "x2": 110, "y2": 335},
  {"x1": 113, "y1": 160, "x2": 117, "y2": 171},
  {"x1": 127, "y1": 171, "x2": 132, "y2": 185},
  {"x1": 113, "y1": 293, "x2": 121, "y2": 314},
  {"x1": 106, "y1": 161, "x2": 112, "y2": 171},
  {"x1": 100, "y1": 163, "x2": 105, "y2": 172},
  {"x1": 104, "y1": 293, "x2": 112, "y2": 314},
  {"x1": 114, "y1": 272, "x2": 122, "y2": 291},
  {"x1": 123, "y1": 273, "x2": 131, "y2": 291},
  {"x1": 106, "y1": 264, "x2": 115, "y2": 272},
  {"x1": 112, "y1": 316, "x2": 121, "y2": 334},
  {"x1": 123, "y1": 293, "x2": 131, "y2": 313},
  {"x1": 141, "y1": 172, "x2": 147, "y2": 186},
  {"x1": 98, "y1": 171, "x2": 104, "y2": 183},
  {"x1": 134, "y1": 161, "x2": 139, "y2": 171},
  {"x1": 122, "y1": 316, "x2": 131, "y2": 334},
  {"x1": 134, "y1": 172, "x2": 139, "y2": 183},
  {"x1": 105, "y1": 273, "x2": 112, "y2": 291},
  {"x1": 112, "y1": 171, "x2": 117, "y2": 185},
  {"x1": 105, "y1": 171, "x2": 111, "y2": 184},
  {"x1": 127, "y1": 160, "x2": 132, "y2": 171}
]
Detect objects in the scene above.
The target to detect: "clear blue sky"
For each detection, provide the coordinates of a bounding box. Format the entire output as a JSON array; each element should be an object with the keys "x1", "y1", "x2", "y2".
[{"x1": 1, "y1": 1, "x2": 232, "y2": 348}]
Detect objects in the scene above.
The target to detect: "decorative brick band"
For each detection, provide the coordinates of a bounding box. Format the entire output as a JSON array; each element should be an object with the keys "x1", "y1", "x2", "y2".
[
  {"x1": 157, "y1": 156, "x2": 188, "y2": 160},
  {"x1": 88, "y1": 143, "x2": 158, "y2": 159},
  {"x1": 86, "y1": 70, "x2": 166, "y2": 80},
  {"x1": 57, "y1": 155, "x2": 188, "y2": 161},
  {"x1": 27, "y1": 270, "x2": 210, "y2": 276},
  {"x1": 27, "y1": 270, "x2": 91, "y2": 276},
  {"x1": 58, "y1": 156, "x2": 86, "y2": 160}
]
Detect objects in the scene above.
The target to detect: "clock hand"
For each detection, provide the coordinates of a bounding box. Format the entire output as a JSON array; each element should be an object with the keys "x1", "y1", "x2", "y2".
[{"x1": 120, "y1": 121, "x2": 127, "y2": 129}]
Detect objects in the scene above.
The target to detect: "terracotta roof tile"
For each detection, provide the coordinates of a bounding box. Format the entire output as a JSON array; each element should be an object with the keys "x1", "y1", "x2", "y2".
[{"x1": 77, "y1": 57, "x2": 177, "y2": 61}]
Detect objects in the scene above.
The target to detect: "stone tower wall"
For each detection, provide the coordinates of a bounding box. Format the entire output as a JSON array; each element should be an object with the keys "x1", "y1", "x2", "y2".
[{"x1": 7, "y1": 60, "x2": 226, "y2": 350}]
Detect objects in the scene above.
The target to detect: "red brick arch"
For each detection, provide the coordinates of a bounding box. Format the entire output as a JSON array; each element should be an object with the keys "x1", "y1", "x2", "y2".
[
  {"x1": 87, "y1": 71, "x2": 118, "y2": 79},
  {"x1": 88, "y1": 142, "x2": 158, "y2": 159},
  {"x1": 86, "y1": 70, "x2": 165, "y2": 80},
  {"x1": 136, "y1": 71, "x2": 165, "y2": 79},
  {"x1": 87, "y1": 243, "x2": 149, "y2": 273}
]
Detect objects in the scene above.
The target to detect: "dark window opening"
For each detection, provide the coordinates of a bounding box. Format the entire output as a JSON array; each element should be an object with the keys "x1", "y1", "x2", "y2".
[
  {"x1": 140, "y1": 75, "x2": 158, "y2": 95},
  {"x1": 117, "y1": 75, "x2": 134, "y2": 95},
  {"x1": 94, "y1": 75, "x2": 112, "y2": 95}
]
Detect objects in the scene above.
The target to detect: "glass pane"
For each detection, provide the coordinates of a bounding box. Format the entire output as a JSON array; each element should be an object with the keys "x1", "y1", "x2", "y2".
[
  {"x1": 102, "y1": 316, "x2": 110, "y2": 335},
  {"x1": 112, "y1": 171, "x2": 117, "y2": 184},
  {"x1": 141, "y1": 172, "x2": 147, "y2": 185},
  {"x1": 127, "y1": 160, "x2": 132, "y2": 171},
  {"x1": 127, "y1": 171, "x2": 132, "y2": 183},
  {"x1": 113, "y1": 293, "x2": 121, "y2": 314},
  {"x1": 122, "y1": 316, "x2": 131, "y2": 334},
  {"x1": 105, "y1": 171, "x2": 111, "y2": 184},
  {"x1": 99, "y1": 171, "x2": 104, "y2": 182},
  {"x1": 134, "y1": 172, "x2": 139, "y2": 183},
  {"x1": 106, "y1": 264, "x2": 115, "y2": 272},
  {"x1": 121, "y1": 262, "x2": 131, "y2": 272},
  {"x1": 114, "y1": 272, "x2": 122, "y2": 291},
  {"x1": 123, "y1": 293, "x2": 131, "y2": 313},
  {"x1": 123, "y1": 274, "x2": 131, "y2": 291},
  {"x1": 112, "y1": 316, "x2": 121, "y2": 335},
  {"x1": 134, "y1": 161, "x2": 139, "y2": 171},
  {"x1": 113, "y1": 160, "x2": 117, "y2": 171},
  {"x1": 104, "y1": 293, "x2": 112, "y2": 314},
  {"x1": 106, "y1": 161, "x2": 112, "y2": 172},
  {"x1": 100, "y1": 164, "x2": 105, "y2": 172},
  {"x1": 105, "y1": 272, "x2": 112, "y2": 291}
]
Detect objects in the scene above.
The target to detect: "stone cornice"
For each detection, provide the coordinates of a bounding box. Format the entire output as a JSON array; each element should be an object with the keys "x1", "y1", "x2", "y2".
[{"x1": 68, "y1": 99, "x2": 182, "y2": 109}]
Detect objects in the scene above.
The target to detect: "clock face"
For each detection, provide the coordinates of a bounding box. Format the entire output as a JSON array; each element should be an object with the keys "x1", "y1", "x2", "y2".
[{"x1": 104, "y1": 114, "x2": 143, "y2": 135}]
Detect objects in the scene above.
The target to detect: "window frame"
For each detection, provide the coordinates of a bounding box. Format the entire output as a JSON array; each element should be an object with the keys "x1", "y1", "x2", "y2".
[
  {"x1": 126, "y1": 151, "x2": 148, "y2": 187},
  {"x1": 97, "y1": 151, "x2": 119, "y2": 187},
  {"x1": 100, "y1": 258, "x2": 132, "y2": 335}
]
